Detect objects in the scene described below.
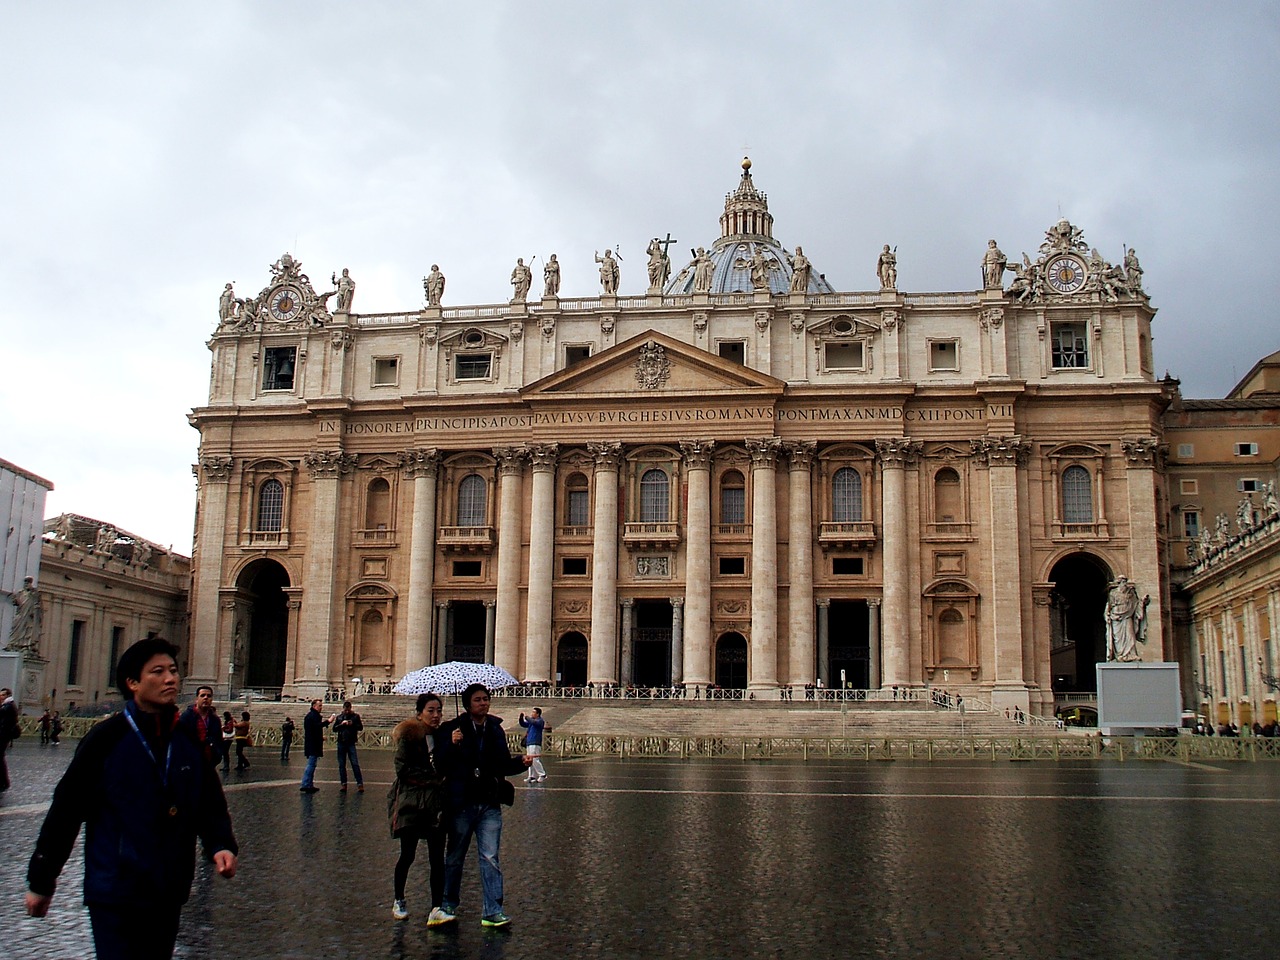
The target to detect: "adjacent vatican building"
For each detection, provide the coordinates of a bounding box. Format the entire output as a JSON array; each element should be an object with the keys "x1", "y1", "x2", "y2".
[{"x1": 188, "y1": 159, "x2": 1168, "y2": 717}]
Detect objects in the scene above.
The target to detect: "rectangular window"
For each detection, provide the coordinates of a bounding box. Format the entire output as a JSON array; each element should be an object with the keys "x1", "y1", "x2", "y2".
[
  {"x1": 721, "y1": 487, "x2": 745, "y2": 525},
  {"x1": 1240, "y1": 478, "x2": 1261, "y2": 493},
  {"x1": 372, "y1": 356, "x2": 400, "y2": 386},
  {"x1": 1183, "y1": 511, "x2": 1200, "y2": 538},
  {"x1": 455, "y1": 353, "x2": 492, "y2": 380},
  {"x1": 68, "y1": 619, "x2": 85, "y2": 685},
  {"x1": 1051, "y1": 323, "x2": 1089, "y2": 368},
  {"x1": 718, "y1": 341, "x2": 745, "y2": 364},
  {"x1": 565, "y1": 345, "x2": 591, "y2": 368},
  {"x1": 824, "y1": 342, "x2": 865, "y2": 370},
  {"x1": 1177, "y1": 443, "x2": 1194, "y2": 459},
  {"x1": 928, "y1": 340, "x2": 959, "y2": 372},
  {"x1": 1235, "y1": 442, "x2": 1259, "y2": 457},
  {"x1": 719, "y1": 556, "x2": 746, "y2": 575},
  {"x1": 567, "y1": 489, "x2": 590, "y2": 527},
  {"x1": 109, "y1": 626, "x2": 124, "y2": 674},
  {"x1": 1179, "y1": 479, "x2": 1199, "y2": 495},
  {"x1": 832, "y1": 557, "x2": 864, "y2": 576},
  {"x1": 262, "y1": 346, "x2": 297, "y2": 391},
  {"x1": 452, "y1": 560, "x2": 482, "y2": 577},
  {"x1": 562, "y1": 557, "x2": 588, "y2": 576}
]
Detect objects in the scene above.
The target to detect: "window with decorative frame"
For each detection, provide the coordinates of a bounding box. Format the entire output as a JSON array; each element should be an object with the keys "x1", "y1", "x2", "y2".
[
  {"x1": 640, "y1": 469, "x2": 670, "y2": 522},
  {"x1": 565, "y1": 472, "x2": 590, "y2": 529},
  {"x1": 624, "y1": 448, "x2": 681, "y2": 548},
  {"x1": 816, "y1": 445, "x2": 876, "y2": 550},
  {"x1": 257, "y1": 479, "x2": 284, "y2": 532},
  {"x1": 832, "y1": 467, "x2": 863, "y2": 523},
  {"x1": 1045, "y1": 443, "x2": 1109, "y2": 538},
  {"x1": 241, "y1": 459, "x2": 294, "y2": 548},
  {"x1": 720, "y1": 470, "x2": 746, "y2": 526}
]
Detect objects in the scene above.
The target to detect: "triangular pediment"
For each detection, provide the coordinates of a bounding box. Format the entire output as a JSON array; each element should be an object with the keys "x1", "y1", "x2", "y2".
[{"x1": 524, "y1": 330, "x2": 785, "y2": 400}]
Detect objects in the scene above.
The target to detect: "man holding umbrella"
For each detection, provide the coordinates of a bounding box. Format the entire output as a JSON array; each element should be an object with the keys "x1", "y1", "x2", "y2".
[{"x1": 436, "y1": 683, "x2": 531, "y2": 927}]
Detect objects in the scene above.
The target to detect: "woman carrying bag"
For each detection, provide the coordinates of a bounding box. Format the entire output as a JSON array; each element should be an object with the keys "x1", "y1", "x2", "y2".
[{"x1": 388, "y1": 693, "x2": 453, "y2": 926}]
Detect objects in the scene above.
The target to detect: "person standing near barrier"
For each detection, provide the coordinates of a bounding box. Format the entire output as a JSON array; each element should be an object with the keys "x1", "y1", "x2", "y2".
[
  {"x1": 300, "y1": 699, "x2": 330, "y2": 793},
  {"x1": 388, "y1": 693, "x2": 452, "y2": 925},
  {"x1": 233, "y1": 712, "x2": 252, "y2": 770},
  {"x1": 280, "y1": 716, "x2": 295, "y2": 761},
  {"x1": 518, "y1": 707, "x2": 549, "y2": 783},
  {"x1": 23, "y1": 637, "x2": 238, "y2": 960},
  {"x1": 332, "y1": 700, "x2": 365, "y2": 792}
]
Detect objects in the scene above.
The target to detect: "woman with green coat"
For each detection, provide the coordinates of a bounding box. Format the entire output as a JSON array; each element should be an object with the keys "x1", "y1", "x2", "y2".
[{"x1": 388, "y1": 693, "x2": 452, "y2": 926}]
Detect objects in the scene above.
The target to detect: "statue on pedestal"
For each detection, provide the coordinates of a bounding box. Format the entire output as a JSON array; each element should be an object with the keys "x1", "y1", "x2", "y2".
[
  {"x1": 1104, "y1": 575, "x2": 1149, "y2": 662},
  {"x1": 877, "y1": 245, "x2": 897, "y2": 290},
  {"x1": 646, "y1": 239, "x2": 671, "y2": 292},
  {"x1": 982, "y1": 240, "x2": 1007, "y2": 289},
  {"x1": 510, "y1": 258, "x2": 532, "y2": 302},
  {"x1": 424, "y1": 265, "x2": 445, "y2": 307},
  {"x1": 543, "y1": 254, "x2": 560, "y2": 297},
  {"x1": 7, "y1": 577, "x2": 41, "y2": 657},
  {"x1": 692, "y1": 247, "x2": 714, "y2": 294},
  {"x1": 332, "y1": 268, "x2": 356, "y2": 312},
  {"x1": 789, "y1": 246, "x2": 811, "y2": 293},
  {"x1": 595, "y1": 249, "x2": 620, "y2": 295}
]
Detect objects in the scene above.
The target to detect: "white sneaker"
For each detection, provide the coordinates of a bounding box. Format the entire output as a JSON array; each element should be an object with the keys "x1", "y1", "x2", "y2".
[
  {"x1": 427, "y1": 907, "x2": 454, "y2": 927},
  {"x1": 537, "y1": 774, "x2": 547, "y2": 781},
  {"x1": 392, "y1": 900, "x2": 408, "y2": 920}
]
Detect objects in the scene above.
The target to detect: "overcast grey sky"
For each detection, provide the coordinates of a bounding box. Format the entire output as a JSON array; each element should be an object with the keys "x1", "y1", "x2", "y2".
[{"x1": 3, "y1": 2, "x2": 1277, "y2": 554}]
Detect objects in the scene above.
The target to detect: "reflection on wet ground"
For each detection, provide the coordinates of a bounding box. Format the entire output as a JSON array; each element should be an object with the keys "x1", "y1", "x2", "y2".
[{"x1": 3, "y1": 741, "x2": 1279, "y2": 958}]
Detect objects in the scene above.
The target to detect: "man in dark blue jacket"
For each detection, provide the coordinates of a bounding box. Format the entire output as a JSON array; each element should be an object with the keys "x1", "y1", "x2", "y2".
[
  {"x1": 436, "y1": 683, "x2": 530, "y2": 927},
  {"x1": 300, "y1": 698, "x2": 330, "y2": 792},
  {"x1": 24, "y1": 637, "x2": 238, "y2": 960}
]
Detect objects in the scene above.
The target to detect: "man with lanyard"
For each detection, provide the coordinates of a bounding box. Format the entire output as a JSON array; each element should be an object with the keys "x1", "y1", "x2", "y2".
[
  {"x1": 24, "y1": 637, "x2": 238, "y2": 960},
  {"x1": 437, "y1": 683, "x2": 531, "y2": 927},
  {"x1": 177, "y1": 684, "x2": 221, "y2": 766}
]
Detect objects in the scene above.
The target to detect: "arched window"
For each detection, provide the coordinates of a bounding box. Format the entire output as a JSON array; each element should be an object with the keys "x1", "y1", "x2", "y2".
[
  {"x1": 640, "y1": 469, "x2": 669, "y2": 522},
  {"x1": 257, "y1": 479, "x2": 284, "y2": 532},
  {"x1": 832, "y1": 467, "x2": 863, "y2": 523},
  {"x1": 565, "y1": 473, "x2": 590, "y2": 527},
  {"x1": 1062, "y1": 465, "x2": 1093, "y2": 523},
  {"x1": 457, "y1": 474, "x2": 487, "y2": 527},
  {"x1": 365, "y1": 477, "x2": 391, "y2": 530},
  {"x1": 934, "y1": 468, "x2": 961, "y2": 523},
  {"x1": 720, "y1": 470, "x2": 746, "y2": 525}
]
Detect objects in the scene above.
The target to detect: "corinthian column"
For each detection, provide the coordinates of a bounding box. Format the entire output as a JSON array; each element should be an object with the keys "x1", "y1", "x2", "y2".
[
  {"x1": 747, "y1": 437, "x2": 782, "y2": 689},
  {"x1": 524, "y1": 444, "x2": 558, "y2": 682},
  {"x1": 190, "y1": 455, "x2": 234, "y2": 687},
  {"x1": 298, "y1": 450, "x2": 356, "y2": 697},
  {"x1": 876, "y1": 438, "x2": 920, "y2": 688},
  {"x1": 493, "y1": 447, "x2": 526, "y2": 674},
  {"x1": 785, "y1": 442, "x2": 816, "y2": 687},
  {"x1": 402, "y1": 448, "x2": 440, "y2": 671},
  {"x1": 588, "y1": 442, "x2": 623, "y2": 684},
  {"x1": 680, "y1": 440, "x2": 715, "y2": 686},
  {"x1": 972, "y1": 436, "x2": 1030, "y2": 692}
]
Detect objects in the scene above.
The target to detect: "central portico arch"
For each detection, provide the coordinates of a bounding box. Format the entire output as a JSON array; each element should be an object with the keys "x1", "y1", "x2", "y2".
[
  {"x1": 232, "y1": 558, "x2": 292, "y2": 693},
  {"x1": 1046, "y1": 551, "x2": 1114, "y2": 694}
]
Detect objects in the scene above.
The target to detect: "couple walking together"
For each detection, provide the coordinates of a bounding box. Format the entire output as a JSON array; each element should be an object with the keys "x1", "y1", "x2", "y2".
[{"x1": 388, "y1": 684, "x2": 533, "y2": 928}]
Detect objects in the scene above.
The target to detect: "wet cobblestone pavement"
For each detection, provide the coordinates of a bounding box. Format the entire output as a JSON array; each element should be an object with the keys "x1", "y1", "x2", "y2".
[{"x1": 4, "y1": 739, "x2": 1280, "y2": 959}]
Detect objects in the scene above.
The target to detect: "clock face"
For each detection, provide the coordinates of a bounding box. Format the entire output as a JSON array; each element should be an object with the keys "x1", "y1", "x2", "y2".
[
  {"x1": 1046, "y1": 256, "x2": 1087, "y2": 295},
  {"x1": 269, "y1": 286, "x2": 303, "y2": 321}
]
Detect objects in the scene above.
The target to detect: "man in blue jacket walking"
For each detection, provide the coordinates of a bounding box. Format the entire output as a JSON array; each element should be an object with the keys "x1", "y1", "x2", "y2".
[{"x1": 24, "y1": 637, "x2": 238, "y2": 960}]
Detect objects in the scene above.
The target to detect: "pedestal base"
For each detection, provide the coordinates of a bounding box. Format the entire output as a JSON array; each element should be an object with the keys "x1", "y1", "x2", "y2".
[{"x1": 1097, "y1": 661, "x2": 1182, "y2": 734}]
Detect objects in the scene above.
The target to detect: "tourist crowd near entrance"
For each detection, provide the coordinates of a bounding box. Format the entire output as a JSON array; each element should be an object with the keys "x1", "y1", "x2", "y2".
[{"x1": 187, "y1": 159, "x2": 1170, "y2": 719}]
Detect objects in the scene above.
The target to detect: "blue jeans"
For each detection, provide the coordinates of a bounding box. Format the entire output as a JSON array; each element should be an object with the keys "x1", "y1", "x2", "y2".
[
  {"x1": 337, "y1": 742, "x2": 363, "y2": 786},
  {"x1": 301, "y1": 754, "x2": 319, "y2": 788},
  {"x1": 444, "y1": 804, "x2": 504, "y2": 918}
]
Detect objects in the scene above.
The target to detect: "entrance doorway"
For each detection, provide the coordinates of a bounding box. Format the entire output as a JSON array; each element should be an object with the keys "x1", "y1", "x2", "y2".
[
  {"x1": 1048, "y1": 553, "x2": 1112, "y2": 693},
  {"x1": 447, "y1": 601, "x2": 486, "y2": 663},
  {"x1": 828, "y1": 600, "x2": 870, "y2": 689},
  {"x1": 237, "y1": 559, "x2": 290, "y2": 689},
  {"x1": 715, "y1": 633, "x2": 747, "y2": 689},
  {"x1": 557, "y1": 632, "x2": 587, "y2": 687},
  {"x1": 632, "y1": 600, "x2": 672, "y2": 687}
]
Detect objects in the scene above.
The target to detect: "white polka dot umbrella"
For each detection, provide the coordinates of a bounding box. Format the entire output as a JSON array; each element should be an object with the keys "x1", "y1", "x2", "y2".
[{"x1": 393, "y1": 661, "x2": 519, "y2": 697}]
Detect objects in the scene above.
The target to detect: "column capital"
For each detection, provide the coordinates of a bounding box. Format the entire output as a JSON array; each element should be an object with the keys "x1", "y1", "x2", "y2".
[
  {"x1": 527, "y1": 443, "x2": 559, "y2": 472},
  {"x1": 866, "y1": 597, "x2": 881, "y2": 609},
  {"x1": 484, "y1": 599, "x2": 497, "y2": 609},
  {"x1": 620, "y1": 597, "x2": 635, "y2": 609},
  {"x1": 195, "y1": 455, "x2": 234, "y2": 483},
  {"x1": 679, "y1": 440, "x2": 716, "y2": 469},
  {"x1": 746, "y1": 436, "x2": 782, "y2": 468},
  {"x1": 875, "y1": 438, "x2": 922, "y2": 467},
  {"x1": 493, "y1": 446, "x2": 527, "y2": 475},
  {"x1": 670, "y1": 596, "x2": 685, "y2": 610},
  {"x1": 969, "y1": 435, "x2": 1029, "y2": 467},
  {"x1": 979, "y1": 306, "x2": 1005, "y2": 329},
  {"x1": 304, "y1": 450, "x2": 357, "y2": 478},
  {"x1": 436, "y1": 600, "x2": 450, "y2": 611},
  {"x1": 1121, "y1": 436, "x2": 1164, "y2": 467},
  {"x1": 587, "y1": 441, "x2": 624, "y2": 470},
  {"x1": 816, "y1": 598, "x2": 831, "y2": 609},
  {"x1": 400, "y1": 447, "x2": 440, "y2": 479},
  {"x1": 783, "y1": 440, "x2": 817, "y2": 468}
]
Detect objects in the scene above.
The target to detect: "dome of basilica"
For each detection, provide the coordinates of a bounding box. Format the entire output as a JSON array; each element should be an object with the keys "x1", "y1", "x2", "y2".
[{"x1": 664, "y1": 158, "x2": 835, "y2": 296}]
